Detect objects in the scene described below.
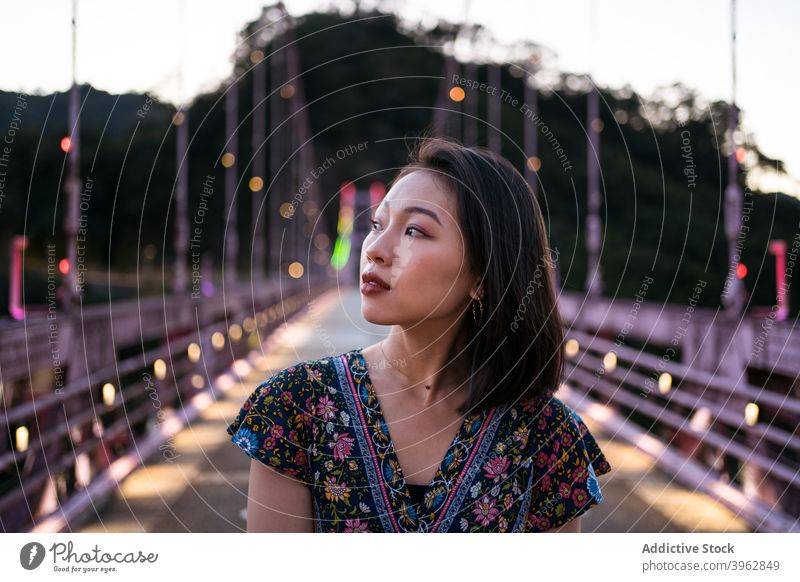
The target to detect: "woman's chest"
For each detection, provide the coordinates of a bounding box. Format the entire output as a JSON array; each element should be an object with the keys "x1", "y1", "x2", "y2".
[
  {"x1": 382, "y1": 405, "x2": 467, "y2": 486},
  {"x1": 307, "y1": 378, "x2": 536, "y2": 532}
]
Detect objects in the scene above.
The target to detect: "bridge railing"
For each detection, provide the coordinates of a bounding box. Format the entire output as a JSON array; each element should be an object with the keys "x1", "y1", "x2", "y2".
[
  {"x1": 563, "y1": 328, "x2": 800, "y2": 533},
  {"x1": 0, "y1": 277, "x2": 333, "y2": 532},
  {"x1": 747, "y1": 320, "x2": 800, "y2": 377}
]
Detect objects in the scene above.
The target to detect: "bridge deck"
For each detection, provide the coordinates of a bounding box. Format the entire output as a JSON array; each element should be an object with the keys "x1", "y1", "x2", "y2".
[{"x1": 77, "y1": 288, "x2": 750, "y2": 533}]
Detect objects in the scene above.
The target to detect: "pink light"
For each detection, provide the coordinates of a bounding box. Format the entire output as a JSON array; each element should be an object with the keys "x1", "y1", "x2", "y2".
[
  {"x1": 340, "y1": 181, "x2": 356, "y2": 210},
  {"x1": 369, "y1": 181, "x2": 386, "y2": 208},
  {"x1": 769, "y1": 240, "x2": 789, "y2": 321},
  {"x1": 9, "y1": 236, "x2": 28, "y2": 320}
]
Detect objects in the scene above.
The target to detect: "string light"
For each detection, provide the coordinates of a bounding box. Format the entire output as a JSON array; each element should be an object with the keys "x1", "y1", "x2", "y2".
[
  {"x1": 102, "y1": 383, "x2": 116, "y2": 407},
  {"x1": 154, "y1": 359, "x2": 167, "y2": 380},
  {"x1": 564, "y1": 339, "x2": 580, "y2": 358}
]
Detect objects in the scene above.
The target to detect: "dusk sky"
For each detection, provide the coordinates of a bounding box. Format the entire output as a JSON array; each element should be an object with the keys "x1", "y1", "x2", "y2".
[{"x1": 1, "y1": 0, "x2": 796, "y2": 195}]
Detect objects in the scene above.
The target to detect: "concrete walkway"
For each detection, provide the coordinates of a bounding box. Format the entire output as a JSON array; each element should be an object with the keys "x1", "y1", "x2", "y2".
[{"x1": 78, "y1": 287, "x2": 749, "y2": 533}]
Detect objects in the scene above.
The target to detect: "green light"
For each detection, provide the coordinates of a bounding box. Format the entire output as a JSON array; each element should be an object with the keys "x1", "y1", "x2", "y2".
[{"x1": 330, "y1": 236, "x2": 351, "y2": 270}]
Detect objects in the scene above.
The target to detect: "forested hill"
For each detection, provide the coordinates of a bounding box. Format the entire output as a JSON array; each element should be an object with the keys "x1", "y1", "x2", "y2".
[{"x1": 0, "y1": 4, "x2": 796, "y2": 313}]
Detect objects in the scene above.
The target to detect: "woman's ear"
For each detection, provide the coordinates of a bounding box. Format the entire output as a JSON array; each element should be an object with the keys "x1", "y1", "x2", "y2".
[{"x1": 470, "y1": 284, "x2": 484, "y2": 301}]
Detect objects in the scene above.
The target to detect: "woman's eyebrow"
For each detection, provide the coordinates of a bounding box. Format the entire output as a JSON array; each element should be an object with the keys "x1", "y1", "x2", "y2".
[
  {"x1": 402, "y1": 205, "x2": 442, "y2": 226},
  {"x1": 377, "y1": 200, "x2": 443, "y2": 226}
]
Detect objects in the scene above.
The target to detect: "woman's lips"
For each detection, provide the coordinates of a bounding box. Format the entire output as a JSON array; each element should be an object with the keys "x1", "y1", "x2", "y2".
[{"x1": 360, "y1": 281, "x2": 390, "y2": 295}]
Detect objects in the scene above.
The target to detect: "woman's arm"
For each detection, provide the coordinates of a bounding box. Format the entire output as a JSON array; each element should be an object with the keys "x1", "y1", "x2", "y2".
[
  {"x1": 246, "y1": 459, "x2": 314, "y2": 532},
  {"x1": 544, "y1": 516, "x2": 581, "y2": 533}
]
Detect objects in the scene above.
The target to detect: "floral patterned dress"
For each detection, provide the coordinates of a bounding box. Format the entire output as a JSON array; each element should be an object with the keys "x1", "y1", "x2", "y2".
[{"x1": 226, "y1": 348, "x2": 612, "y2": 532}]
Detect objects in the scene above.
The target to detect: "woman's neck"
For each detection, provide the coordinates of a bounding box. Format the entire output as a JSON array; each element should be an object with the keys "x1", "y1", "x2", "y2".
[{"x1": 379, "y1": 323, "x2": 471, "y2": 407}]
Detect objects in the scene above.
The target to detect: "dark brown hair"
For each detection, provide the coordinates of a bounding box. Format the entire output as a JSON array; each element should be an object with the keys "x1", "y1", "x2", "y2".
[{"x1": 391, "y1": 137, "x2": 564, "y2": 415}]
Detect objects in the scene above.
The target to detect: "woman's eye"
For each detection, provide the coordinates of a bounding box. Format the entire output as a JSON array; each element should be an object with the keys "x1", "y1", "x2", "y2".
[{"x1": 370, "y1": 220, "x2": 424, "y2": 237}]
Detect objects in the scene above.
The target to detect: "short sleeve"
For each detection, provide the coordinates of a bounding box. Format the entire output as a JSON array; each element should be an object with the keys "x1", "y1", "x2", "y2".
[
  {"x1": 226, "y1": 362, "x2": 316, "y2": 485},
  {"x1": 524, "y1": 398, "x2": 612, "y2": 532}
]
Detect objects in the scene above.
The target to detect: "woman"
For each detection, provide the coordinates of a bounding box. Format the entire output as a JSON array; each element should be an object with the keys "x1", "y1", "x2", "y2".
[{"x1": 227, "y1": 137, "x2": 611, "y2": 532}]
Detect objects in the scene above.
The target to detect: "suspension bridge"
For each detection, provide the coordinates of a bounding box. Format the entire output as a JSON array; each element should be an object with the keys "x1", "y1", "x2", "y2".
[{"x1": 1, "y1": 2, "x2": 798, "y2": 534}]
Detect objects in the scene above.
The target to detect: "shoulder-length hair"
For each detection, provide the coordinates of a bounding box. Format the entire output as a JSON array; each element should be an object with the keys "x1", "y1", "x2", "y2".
[{"x1": 390, "y1": 137, "x2": 564, "y2": 415}]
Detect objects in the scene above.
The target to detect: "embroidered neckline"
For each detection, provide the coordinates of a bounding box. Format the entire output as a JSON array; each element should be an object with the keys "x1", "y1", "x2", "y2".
[{"x1": 346, "y1": 348, "x2": 496, "y2": 532}]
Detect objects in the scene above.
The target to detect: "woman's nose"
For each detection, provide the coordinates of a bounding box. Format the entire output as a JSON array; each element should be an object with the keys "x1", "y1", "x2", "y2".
[{"x1": 364, "y1": 230, "x2": 392, "y2": 265}]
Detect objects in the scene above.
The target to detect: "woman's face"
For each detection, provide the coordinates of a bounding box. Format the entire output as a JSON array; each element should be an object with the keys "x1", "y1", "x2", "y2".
[{"x1": 360, "y1": 169, "x2": 479, "y2": 327}]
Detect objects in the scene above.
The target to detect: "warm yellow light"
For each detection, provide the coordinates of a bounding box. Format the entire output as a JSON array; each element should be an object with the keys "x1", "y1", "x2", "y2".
[
  {"x1": 191, "y1": 374, "x2": 205, "y2": 389},
  {"x1": 526, "y1": 156, "x2": 542, "y2": 172},
  {"x1": 256, "y1": 311, "x2": 268, "y2": 326},
  {"x1": 280, "y1": 202, "x2": 295, "y2": 218},
  {"x1": 211, "y1": 331, "x2": 225, "y2": 350},
  {"x1": 744, "y1": 402, "x2": 759, "y2": 426},
  {"x1": 248, "y1": 176, "x2": 264, "y2": 192},
  {"x1": 229, "y1": 324, "x2": 243, "y2": 342},
  {"x1": 602, "y1": 351, "x2": 617, "y2": 372},
  {"x1": 250, "y1": 50, "x2": 264, "y2": 64},
  {"x1": 221, "y1": 152, "x2": 235, "y2": 168},
  {"x1": 233, "y1": 360, "x2": 252, "y2": 377},
  {"x1": 154, "y1": 359, "x2": 167, "y2": 380},
  {"x1": 280, "y1": 84, "x2": 295, "y2": 99},
  {"x1": 690, "y1": 407, "x2": 711, "y2": 432},
  {"x1": 16, "y1": 426, "x2": 29, "y2": 452},
  {"x1": 187, "y1": 342, "x2": 201, "y2": 363},
  {"x1": 658, "y1": 372, "x2": 672, "y2": 394},
  {"x1": 243, "y1": 317, "x2": 256, "y2": 333},
  {"x1": 591, "y1": 118, "x2": 604, "y2": 132},
  {"x1": 564, "y1": 338, "x2": 580, "y2": 358},
  {"x1": 449, "y1": 86, "x2": 465, "y2": 102},
  {"x1": 102, "y1": 382, "x2": 116, "y2": 407},
  {"x1": 172, "y1": 112, "x2": 185, "y2": 126},
  {"x1": 288, "y1": 262, "x2": 304, "y2": 279},
  {"x1": 336, "y1": 204, "x2": 354, "y2": 225}
]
